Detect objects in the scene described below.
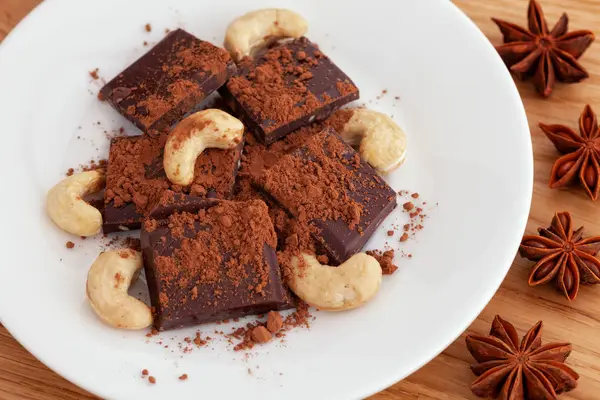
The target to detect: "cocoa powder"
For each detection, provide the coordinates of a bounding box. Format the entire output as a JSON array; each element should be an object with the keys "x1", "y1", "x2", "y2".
[
  {"x1": 225, "y1": 38, "x2": 357, "y2": 135},
  {"x1": 104, "y1": 134, "x2": 241, "y2": 215},
  {"x1": 149, "y1": 200, "x2": 277, "y2": 311},
  {"x1": 366, "y1": 249, "x2": 398, "y2": 275}
]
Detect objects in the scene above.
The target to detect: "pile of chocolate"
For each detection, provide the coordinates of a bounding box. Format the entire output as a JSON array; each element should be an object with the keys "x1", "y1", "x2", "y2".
[{"x1": 47, "y1": 9, "x2": 406, "y2": 333}]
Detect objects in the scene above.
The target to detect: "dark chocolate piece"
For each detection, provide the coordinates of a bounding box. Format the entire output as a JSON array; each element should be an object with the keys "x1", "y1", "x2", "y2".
[
  {"x1": 259, "y1": 129, "x2": 397, "y2": 263},
  {"x1": 100, "y1": 29, "x2": 236, "y2": 136},
  {"x1": 140, "y1": 199, "x2": 287, "y2": 331},
  {"x1": 103, "y1": 134, "x2": 243, "y2": 234},
  {"x1": 219, "y1": 37, "x2": 359, "y2": 145}
]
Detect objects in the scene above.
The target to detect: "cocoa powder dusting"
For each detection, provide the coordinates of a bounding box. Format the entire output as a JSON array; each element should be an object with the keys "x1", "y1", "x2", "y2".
[
  {"x1": 238, "y1": 109, "x2": 354, "y2": 184},
  {"x1": 150, "y1": 200, "x2": 277, "y2": 311},
  {"x1": 104, "y1": 135, "x2": 240, "y2": 215},
  {"x1": 259, "y1": 131, "x2": 364, "y2": 230},
  {"x1": 104, "y1": 31, "x2": 231, "y2": 131},
  {"x1": 226, "y1": 38, "x2": 357, "y2": 134}
]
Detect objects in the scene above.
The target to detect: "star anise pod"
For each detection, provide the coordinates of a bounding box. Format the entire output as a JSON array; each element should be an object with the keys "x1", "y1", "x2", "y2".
[
  {"x1": 492, "y1": 0, "x2": 595, "y2": 97},
  {"x1": 466, "y1": 315, "x2": 579, "y2": 400},
  {"x1": 519, "y1": 211, "x2": 600, "y2": 300},
  {"x1": 540, "y1": 105, "x2": 600, "y2": 200}
]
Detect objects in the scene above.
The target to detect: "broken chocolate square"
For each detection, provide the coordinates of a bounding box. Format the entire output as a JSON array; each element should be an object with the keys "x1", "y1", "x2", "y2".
[
  {"x1": 258, "y1": 129, "x2": 396, "y2": 264},
  {"x1": 103, "y1": 133, "x2": 243, "y2": 233},
  {"x1": 219, "y1": 37, "x2": 359, "y2": 145},
  {"x1": 140, "y1": 198, "x2": 288, "y2": 330},
  {"x1": 100, "y1": 29, "x2": 236, "y2": 135}
]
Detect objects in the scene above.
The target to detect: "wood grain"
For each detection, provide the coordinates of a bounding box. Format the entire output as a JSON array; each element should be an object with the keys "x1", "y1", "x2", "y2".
[{"x1": 2, "y1": 0, "x2": 600, "y2": 399}]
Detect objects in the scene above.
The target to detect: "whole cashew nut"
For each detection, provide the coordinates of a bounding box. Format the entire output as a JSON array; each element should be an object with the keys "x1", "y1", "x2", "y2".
[
  {"x1": 288, "y1": 253, "x2": 382, "y2": 311},
  {"x1": 86, "y1": 249, "x2": 152, "y2": 330},
  {"x1": 46, "y1": 170, "x2": 105, "y2": 236},
  {"x1": 339, "y1": 109, "x2": 407, "y2": 174},
  {"x1": 163, "y1": 109, "x2": 244, "y2": 186},
  {"x1": 224, "y1": 8, "x2": 308, "y2": 62}
]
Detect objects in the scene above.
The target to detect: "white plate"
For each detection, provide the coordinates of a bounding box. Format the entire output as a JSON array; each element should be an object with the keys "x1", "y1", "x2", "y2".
[{"x1": 0, "y1": 0, "x2": 532, "y2": 399}]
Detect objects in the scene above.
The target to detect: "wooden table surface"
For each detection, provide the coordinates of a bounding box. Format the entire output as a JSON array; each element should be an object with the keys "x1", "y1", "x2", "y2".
[{"x1": 2, "y1": 0, "x2": 600, "y2": 399}]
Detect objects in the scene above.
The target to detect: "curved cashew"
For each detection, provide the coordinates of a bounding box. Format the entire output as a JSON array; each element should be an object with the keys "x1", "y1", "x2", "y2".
[
  {"x1": 46, "y1": 170, "x2": 105, "y2": 236},
  {"x1": 339, "y1": 109, "x2": 407, "y2": 174},
  {"x1": 86, "y1": 249, "x2": 152, "y2": 330},
  {"x1": 288, "y1": 253, "x2": 382, "y2": 311},
  {"x1": 163, "y1": 109, "x2": 244, "y2": 186},
  {"x1": 224, "y1": 8, "x2": 308, "y2": 62}
]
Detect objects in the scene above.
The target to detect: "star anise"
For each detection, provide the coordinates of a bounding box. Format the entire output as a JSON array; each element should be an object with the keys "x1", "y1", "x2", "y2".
[
  {"x1": 519, "y1": 211, "x2": 600, "y2": 300},
  {"x1": 540, "y1": 105, "x2": 600, "y2": 200},
  {"x1": 466, "y1": 315, "x2": 579, "y2": 400},
  {"x1": 492, "y1": 0, "x2": 595, "y2": 97}
]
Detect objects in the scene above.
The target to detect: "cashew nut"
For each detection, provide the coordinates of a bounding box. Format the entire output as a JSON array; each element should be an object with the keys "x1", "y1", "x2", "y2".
[
  {"x1": 86, "y1": 249, "x2": 152, "y2": 330},
  {"x1": 224, "y1": 8, "x2": 308, "y2": 62},
  {"x1": 339, "y1": 109, "x2": 407, "y2": 174},
  {"x1": 163, "y1": 109, "x2": 244, "y2": 186},
  {"x1": 46, "y1": 170, "x2": 105, "y2": 236},
  {"x1": 288, "y1": 253, "x2": 382, "y2": 311}
]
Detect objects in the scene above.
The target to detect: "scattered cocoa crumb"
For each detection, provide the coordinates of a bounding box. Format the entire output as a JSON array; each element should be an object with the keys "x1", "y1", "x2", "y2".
[
  {"x1": 179, "y1": 374, "x2": 188, "y2": 381},
  {"x1": 65, "y1": 241, "x2": 75, "y2": 249},
  {"x1": 316, "y1": 254, "x2": 329, "y2": 264},
  {"x1": 65, "y1": 159, "x2": 107, "y2": 177},
  {"x1": 251, "y1": 326, "x2": 272, "y2": 343},
  {"x1": 387, "y1": 230, "x2": 394, "y2": 237},
  {"x1": 266, "y1": 311, "x2": 283, "y2": 333},
  {"x1": 399, "y1": 233, "x2": 409, "y2": 242},
  {"x1": 193, "y1": 332, "x2": 208, "y2": 347},
  {"x1": 366, "y1": 250, "x2": 398, "y2": 275},
  {"x1": 403, "y1": 202, "x2": 415, "y2": 211},
  {"x1": 411, "y1": 193, "x2": 419, "y2": 199},
  {"x1": 142, "y1": 369, "x2": 149, "y2": 376},
  {"x1": 227, "y1": 303, "x2": 312, "y2": 351},
  {"x1": 395, "y1": 96, "x2": 400, "y2": 100},
  {"x1": 148, "y1": 376, "x2": 156, "y2": 384},
  {"x1": 145, "y1": 23, "x2": 152, "y2": 32},
  {"x1": 89, "y1": 68, "x2": 99, "y2": 80},
  {"x1": 146, "y1": 329, "x2": 159, "y2": 338}
]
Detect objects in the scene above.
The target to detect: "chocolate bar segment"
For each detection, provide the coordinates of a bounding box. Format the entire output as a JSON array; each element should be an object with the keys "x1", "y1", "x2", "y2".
[
  {"x1": 140, "y1": 199, "x2": 287, "y2": 331},
  {"x1": 258, "y1": 129, "x2": 397, "y2": 263},
  {"x1": 103, "y1": 133, "x2": 243, "y2": 233},
  {"x1": 220, "y1": 37, "x2": 359, "y2": 145},
  {"x1": 100, "y1": 29, "x2": 236, "y2": 135}
]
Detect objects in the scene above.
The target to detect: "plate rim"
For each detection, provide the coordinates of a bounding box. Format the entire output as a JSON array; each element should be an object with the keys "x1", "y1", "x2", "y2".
[{"x1": 0, "y1": 0, "x2": 533, "y2": 398}]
